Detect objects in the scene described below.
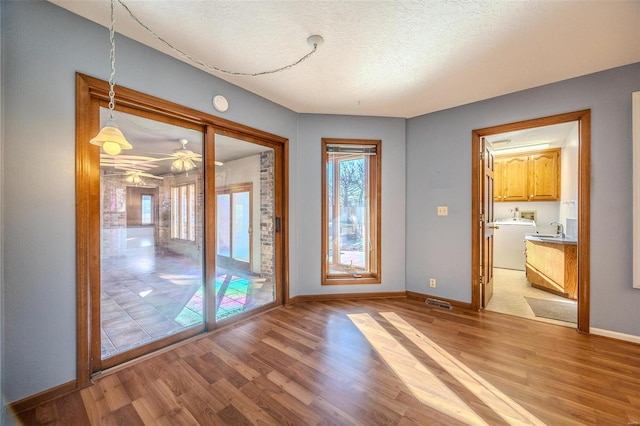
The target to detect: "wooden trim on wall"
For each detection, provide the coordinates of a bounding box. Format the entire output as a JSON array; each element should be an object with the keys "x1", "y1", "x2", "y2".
[
  {"x1": 288, "y1": 291, "x2": 406, "y2": 304},
  {"x1": 577, "y1": 112, "x2": 591, "y2": 332},
  {"x1": 8, "y1": 380, "x2": 78, "y2": 415},
  {"x1": 286, "y1": 291, "x2": 473, "y2": 310},
  {"x1": 405, "y1": 291, "x2": 474, "y2": 310},
  {"x1": 471, "y1": 110, "x2": 591, "y2": 334}
]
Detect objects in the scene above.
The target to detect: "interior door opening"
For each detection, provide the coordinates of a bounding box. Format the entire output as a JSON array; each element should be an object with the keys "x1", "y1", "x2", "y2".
[
  {"x1": 485, "y1": 122, "x2": 578, "y2": 327},
  {"x1": 471, "y1": 110, "x2": 591, "y2": 334}
]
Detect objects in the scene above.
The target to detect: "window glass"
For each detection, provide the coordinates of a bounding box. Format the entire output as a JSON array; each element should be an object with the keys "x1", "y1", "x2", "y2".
[
  {"x1": 322, "y1": 139, "x2": 381, "y2": 284},
  {"x1": 171, "y1": 183, "x2": 196, "y2": 241},
  {"x1": 141, "y1": 194, "x2": 153, "y2": 224}
]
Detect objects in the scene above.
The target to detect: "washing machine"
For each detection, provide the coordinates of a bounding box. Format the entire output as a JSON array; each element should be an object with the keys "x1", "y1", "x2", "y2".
[{"x1": 493, "y1": 218, "x2": 536, "y2": 271}]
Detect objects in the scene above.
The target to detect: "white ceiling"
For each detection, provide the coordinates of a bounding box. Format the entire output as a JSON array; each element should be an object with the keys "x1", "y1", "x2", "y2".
[{"x1": 50, "y1": 0, "x2": 640, "y2": 118}]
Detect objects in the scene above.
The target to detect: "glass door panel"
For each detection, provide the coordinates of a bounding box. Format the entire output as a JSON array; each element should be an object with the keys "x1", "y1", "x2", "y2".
[
  {"x1": 216, "y1": 193, "x2": 231, "y2": 257},
  {"x1": 232, "y1": 191, "x2": 251, "y2": 262},
  {"x1": 99, "y1": 108, "x2": 205, "y2": 361},
  {"x1": 214, "y1": 134, "x2": 276, "y2": 321}
]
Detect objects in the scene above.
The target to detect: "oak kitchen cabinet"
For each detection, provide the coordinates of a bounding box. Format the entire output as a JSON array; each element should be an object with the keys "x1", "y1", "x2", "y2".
[
  {"x1": 525, "y1": 236, "x2": 577, "y2": 300},
  {"x1": 494, "y1": 148, "x2": 561, "y2": 202}
]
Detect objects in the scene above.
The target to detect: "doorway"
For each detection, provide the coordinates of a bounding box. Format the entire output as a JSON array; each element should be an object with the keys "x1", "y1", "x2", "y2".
[
  {"x1": 76, "y1": 73, "x2": 288, "y2": 381},
  {"x1": 471, "y1": 110, "x2": 591, "y2": 333},
  {"x1": 486, "y1": 122, "x2": 578, "y2": 326}
]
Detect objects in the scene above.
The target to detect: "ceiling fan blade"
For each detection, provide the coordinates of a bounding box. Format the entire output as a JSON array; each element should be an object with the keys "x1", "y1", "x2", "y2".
[
  {"x1": 137, "y1": 157, "x2": 175, "y2": 163},
  {"x1": 139, "y1": 172, "x2": 164, "y2": 179}
]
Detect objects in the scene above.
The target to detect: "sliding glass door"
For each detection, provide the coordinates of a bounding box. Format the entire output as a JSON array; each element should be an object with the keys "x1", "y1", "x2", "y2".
[
  {"x1": 99, "y1": 109, "x2": 205, "y2": 365},
  {"x1": 214, "y1": 134, "x2": 276, "y2": 322},
  {"x1": 76, "y1": 73, "x2": 287, "y2": 379}
]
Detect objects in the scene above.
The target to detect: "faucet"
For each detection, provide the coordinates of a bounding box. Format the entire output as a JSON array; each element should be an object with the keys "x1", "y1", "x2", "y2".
[{"x1": 551, "y1": 222, "x2": 565, "y2": 238}]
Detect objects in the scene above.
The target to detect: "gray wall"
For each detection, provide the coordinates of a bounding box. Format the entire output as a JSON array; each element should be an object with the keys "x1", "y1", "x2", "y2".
[
  {"x1": 1, "y1": 1, "x2": 298, "y2": 403},
  {"x1": 295, "y1": 114, "x2": 406, "y2": 296},
  {"x1": 406, "y1": 62, "x2": 640, "y2": 336}
]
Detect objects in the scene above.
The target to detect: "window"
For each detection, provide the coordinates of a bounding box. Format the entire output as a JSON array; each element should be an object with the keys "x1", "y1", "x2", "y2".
[
  {"x1": 141, "y1": 194, "x2": 153, "y2": 225},
  {"x1": 171, "y1": 183, "x2": 196, "y2": 241},
  {"x1": 322, "y1": 138, "x2": 381, "y2": 284}
]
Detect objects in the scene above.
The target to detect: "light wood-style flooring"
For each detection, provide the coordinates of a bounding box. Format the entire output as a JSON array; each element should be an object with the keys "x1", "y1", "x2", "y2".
[{"x1": 14, "y1": 298, "x2": 640, "y2": 425}]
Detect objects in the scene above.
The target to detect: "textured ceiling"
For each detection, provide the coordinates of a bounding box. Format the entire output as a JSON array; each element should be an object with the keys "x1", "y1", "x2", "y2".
[{"x1": 50, "y1": 0, "x2": 640, "y2": 118}]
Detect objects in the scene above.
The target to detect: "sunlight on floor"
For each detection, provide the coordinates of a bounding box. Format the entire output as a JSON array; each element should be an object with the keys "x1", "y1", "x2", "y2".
[{"x1": 349, "y1": 312, "x2": 546, "y2": 426}]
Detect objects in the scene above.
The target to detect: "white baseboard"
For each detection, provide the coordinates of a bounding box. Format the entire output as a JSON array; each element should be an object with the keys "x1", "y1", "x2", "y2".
[{"x1": 590, "y1": 327, "x2": 640, "y2": 344}]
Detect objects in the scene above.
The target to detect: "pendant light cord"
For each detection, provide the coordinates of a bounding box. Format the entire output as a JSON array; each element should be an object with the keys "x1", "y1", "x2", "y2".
[
  {"x1": 115, "y1": 0, "x2": 319, "y2": 77},
  {"x1": 108, "y1": 0, "x2": 117, "y2": 119}
]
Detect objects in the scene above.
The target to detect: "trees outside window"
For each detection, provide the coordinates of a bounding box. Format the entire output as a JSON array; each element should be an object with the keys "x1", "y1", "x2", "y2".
[{"x1": 322, "y1": 139, "x2": 381, "y2": 285}]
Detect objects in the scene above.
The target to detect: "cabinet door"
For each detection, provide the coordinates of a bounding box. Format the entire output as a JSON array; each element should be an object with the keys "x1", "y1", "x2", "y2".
[
  {"x1": 502, "y1": 155, "x2": 529, "y2": 201},
  {"x1": 528, "y1": 149, "x2": 560, "y2": 200},
  {"x1": 493, "y1": 158, "x2": 504, "y2": 202}
]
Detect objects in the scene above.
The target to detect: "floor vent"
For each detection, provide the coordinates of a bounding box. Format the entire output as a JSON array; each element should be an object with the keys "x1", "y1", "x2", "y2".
[{"x1": 425, "y1": 298, "x2": 452, "y2": 310}]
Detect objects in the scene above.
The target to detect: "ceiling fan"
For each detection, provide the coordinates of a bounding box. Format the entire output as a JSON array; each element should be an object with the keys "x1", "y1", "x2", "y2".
[
  {"x1": 145, "y1": 138, "x2": 204, "y2": 173},
  {"x1": 103, "y1": 170, "x2": 164, "y2": 186}
]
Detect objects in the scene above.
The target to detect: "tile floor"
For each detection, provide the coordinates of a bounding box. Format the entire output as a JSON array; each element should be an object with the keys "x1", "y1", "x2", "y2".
[
  {"x1": 486, "y1": 267, "x2": 577, "y2": 327},
  {"x1": 101, "y1": 248, "x2": 274, "y2": 359}
]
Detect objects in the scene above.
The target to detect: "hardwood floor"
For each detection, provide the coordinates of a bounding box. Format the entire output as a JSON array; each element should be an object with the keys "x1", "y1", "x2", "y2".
[{"x1": 14, "y1": 298, "x2": 640, "y2": 425}]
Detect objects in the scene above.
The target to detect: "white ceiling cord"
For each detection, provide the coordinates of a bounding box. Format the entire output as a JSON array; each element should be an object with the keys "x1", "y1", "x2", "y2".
[{"x1": 115, "y1": 0, "x2": 323, "y2": 77}]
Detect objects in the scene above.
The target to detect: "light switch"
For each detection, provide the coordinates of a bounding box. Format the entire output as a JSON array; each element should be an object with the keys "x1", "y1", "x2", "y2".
[{"x1": 437, "y1": 206, "x2": 448, "y2": 216}]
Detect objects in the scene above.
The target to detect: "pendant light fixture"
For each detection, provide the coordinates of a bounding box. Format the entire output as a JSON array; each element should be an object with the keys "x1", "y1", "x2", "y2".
[
  {"x1": 90, "y1": 0, "x2": 132, "y2": 156},
  {"x1": 171, "y1": 157, "x2": 197, "y2": 173},
  {"x1": 125, "y1": 171, "x2": 144, "y2": 186}
]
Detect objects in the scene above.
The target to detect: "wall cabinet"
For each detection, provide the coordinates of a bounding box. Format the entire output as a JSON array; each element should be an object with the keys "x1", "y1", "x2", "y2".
[{"x1": 494, "y1": 148, "x2": 560, "y2": 202}]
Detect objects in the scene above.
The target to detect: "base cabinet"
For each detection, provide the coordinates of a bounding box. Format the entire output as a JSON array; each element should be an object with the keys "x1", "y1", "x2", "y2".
[{"x1": 525, "y1": 240, "x2": 577, "y2": 299}]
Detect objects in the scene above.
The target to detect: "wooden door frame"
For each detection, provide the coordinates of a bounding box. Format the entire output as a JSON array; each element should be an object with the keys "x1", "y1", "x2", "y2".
[
  {"x1": 471, "y1": 110, "x2": 591, "y2": 333},
  {"x1": 76, "y1": 73, "x2": 289, "y2": 385}
]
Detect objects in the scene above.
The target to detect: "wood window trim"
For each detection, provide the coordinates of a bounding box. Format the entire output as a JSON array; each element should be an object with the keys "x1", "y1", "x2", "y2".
[{"x1": 321, "y1": 138, "x2": 382, "y2": 285}]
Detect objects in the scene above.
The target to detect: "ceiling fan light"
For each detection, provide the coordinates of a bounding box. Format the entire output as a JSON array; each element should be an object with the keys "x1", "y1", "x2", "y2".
[
  {"x1": 171, "y1": 157, "x2": 196, "y2": 173},
  {"x1": 125, "y1": 173, "x2": 142, "y2": 184},
  {"x1": 184, "y1": 159, "x2": 196, "y2": 171},
  {"x1": 90, "y1": 119, "x2": 133, "y2": 155}
]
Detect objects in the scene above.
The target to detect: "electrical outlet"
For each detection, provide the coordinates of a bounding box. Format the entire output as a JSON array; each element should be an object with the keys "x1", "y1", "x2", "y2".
[
  {"x1": 437, "y1": 206, "x2": 448, "y2": 216},
  {"x1": 429, "y1": 278, "x2": 437, "y2": 288}
]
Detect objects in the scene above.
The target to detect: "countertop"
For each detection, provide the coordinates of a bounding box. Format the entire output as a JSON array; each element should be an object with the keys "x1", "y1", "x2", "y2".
[{"x1": 525, "y1": 234, "x2": 577, "y2": 245}]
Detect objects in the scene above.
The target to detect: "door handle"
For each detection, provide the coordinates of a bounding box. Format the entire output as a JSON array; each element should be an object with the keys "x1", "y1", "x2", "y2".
[{"x1": 488, "y1": 225, "x2": 500, "y2": 229}]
